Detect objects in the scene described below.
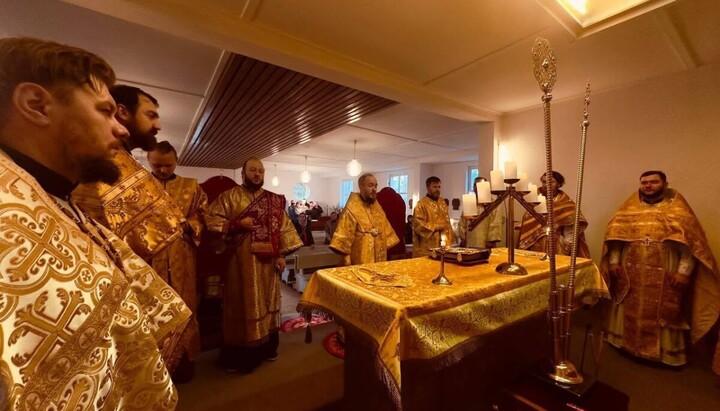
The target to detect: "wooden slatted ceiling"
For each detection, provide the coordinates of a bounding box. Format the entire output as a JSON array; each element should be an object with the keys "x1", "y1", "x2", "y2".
[{"x1": 179, "y1": 53, "x2": 396, "y2": 168}]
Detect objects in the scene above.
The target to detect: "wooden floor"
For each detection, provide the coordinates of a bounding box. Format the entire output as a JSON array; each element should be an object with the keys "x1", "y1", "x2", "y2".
[{"x1": 281, "y1": 278, "x2": 302, "y2": 319}]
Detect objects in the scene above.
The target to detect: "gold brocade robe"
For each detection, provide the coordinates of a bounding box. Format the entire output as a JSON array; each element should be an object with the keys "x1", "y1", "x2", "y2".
[
  {"x1": 151, "y1": 175, "x2": 208, "y2": 362},
  {"x1": 518, "y1": 191, "x2": 591, "y2": 258},
  {"x1": 330, "y1": 192, "x2": 400, "y2": 266},
  {"x1": 458, "y1": 205, "x2": 502, "y2": 248},
  {"x1": 72, "y1": 150, "x2": 186, "y2": 261},
  {"x1": 205, "y1": 186, "x2": 302, "y2": 346},
  {"x1": 600, "y1": 189, "x2": 720, "y2": 369},
  {"x1": 412, "y1": 196, "x2": 454, "y2": 257},
  {"x1": 0, "y1": 151, "x2": 191, "y2": 410}
]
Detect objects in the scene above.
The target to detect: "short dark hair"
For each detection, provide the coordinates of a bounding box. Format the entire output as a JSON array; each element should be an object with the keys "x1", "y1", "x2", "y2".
[
  {"x1": 0, "y1": 37, "x2": 115, "y2": 125},
  {"x1": 541, "y1": 171, "x2": 565, "y2": 187},
  {"x1": 149, "y1": 140, "x2": 177, "y2": 159},
  {"x1": 426, "y1": 176, "x2": 441, "y2": 187},
  {"x1": 110, "y1": 85, "x2": 158, "y2": 115},
  {"x1": 640, "y1": 170, "x2": 666, "y2": 182},
  {"x1": 241, "y1": 157, "x2": 263, "y2": 172},
  {"x1": 358, "y1": 173, "x2": 375, "y2": 186}
]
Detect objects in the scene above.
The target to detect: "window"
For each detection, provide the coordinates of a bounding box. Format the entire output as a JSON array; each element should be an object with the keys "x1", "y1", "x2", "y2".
[
  {"x1": 339, "y1": 179, "x2": 353, "y2": 207},
  {"x1": 388, "y1": 174, "x2": 409, "y2": 205},
  {"x1": 466, "y1": 167, "x2": 479, "y2": 192}
]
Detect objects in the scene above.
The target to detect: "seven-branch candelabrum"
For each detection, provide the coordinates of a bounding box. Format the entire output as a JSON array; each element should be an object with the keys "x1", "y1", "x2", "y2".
[{"x1": 465, "y1": 178, "x2": 545, "y2": 276}]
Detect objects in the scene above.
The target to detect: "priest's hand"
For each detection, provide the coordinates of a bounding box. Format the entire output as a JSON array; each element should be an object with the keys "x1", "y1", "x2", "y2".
[
  {"x1": 229, "y1": 217, "x2": 259, "y2": 233},
  {"x1": 275, "y1": 257, "x2": 286, "y2": 273},
  {"x1": 608, "y1": 264, "x2": 622, "y2": 278},
  {"x1": 668, "y1": 272, "x2": 689, "y2": 289}
]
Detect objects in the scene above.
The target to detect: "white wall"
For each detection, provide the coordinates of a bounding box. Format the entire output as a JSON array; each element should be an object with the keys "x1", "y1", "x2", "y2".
[
  {"x1": 175, "y1": 165, "x2": 238, "y2": 184},
  {"x1": 498, "y1": 63, "x2": 720, "y2": 262}
]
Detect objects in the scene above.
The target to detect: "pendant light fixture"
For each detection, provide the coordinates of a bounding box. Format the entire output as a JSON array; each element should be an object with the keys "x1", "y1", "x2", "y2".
[
  {"x1": 300, "y1": 156, "x2": 312, "y2": 183},
  {"x1": 271, "y1": 164, "x2": 279, "y2": 187},
  {"x1": 346, "y1": 140, "x2": 362, "y2": 177}
]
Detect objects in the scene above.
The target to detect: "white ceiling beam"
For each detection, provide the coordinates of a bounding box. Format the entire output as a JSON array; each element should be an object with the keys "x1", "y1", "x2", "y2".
[
  {"x1": 653, "y1": 9, "x2": 699, "y2": 70},
  {"x1": 63, "y1": 0, "x2": 500, "y2": 122}
]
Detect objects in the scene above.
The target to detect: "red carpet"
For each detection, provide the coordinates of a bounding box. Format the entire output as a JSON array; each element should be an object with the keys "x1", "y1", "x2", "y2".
[
  {"x1": 323, "y1": 332, "x2": 345, "y2": 359},
  {"x1": 280, "y1": 314, "x2": 331, "y2": 333}
]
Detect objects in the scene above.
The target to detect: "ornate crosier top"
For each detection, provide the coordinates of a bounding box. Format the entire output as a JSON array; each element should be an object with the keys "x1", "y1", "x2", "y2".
[
  {"x1": 583, "y1": 81, "x2": 591, "y2": 123},
  {"x1": 532, "y1": 37, "x2": 557, "y2": 95}
]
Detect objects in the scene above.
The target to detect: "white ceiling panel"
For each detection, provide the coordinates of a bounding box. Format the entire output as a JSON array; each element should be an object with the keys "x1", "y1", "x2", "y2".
[
  {"x1": 421, "y1": 127, "x2": 481, "y2": 150},
  {"x1": 430, "y1": 13, "x2": 689, "y2": 113},
  {"x1": 355, "y1": 104, "x2": 478, "y2": 140},
  {"x1": 390, "y1": 142, "x2": 461, "y2": 158},
  {"x1": 253, "y1": 0, "x2": 557, "y2": 83},
  {"x1": 2, "y1": 0, "x2": 222, "y2": 96},
  {"x1": 313, "y1": 126, "x2": 411, "y2": 150},
  {"x1": 666, "y1": 0, "x2": 720, "y2": 65}
]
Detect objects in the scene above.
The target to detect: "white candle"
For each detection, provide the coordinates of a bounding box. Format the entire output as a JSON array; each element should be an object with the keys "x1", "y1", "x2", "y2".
[
  {"x1": 476, "y1": 180, "x2": 491, "y2": 203},
  {"x1": 490, "y1": 169, "x2": 504, "y2": 191},
  {"x1": 526, "y1": 183, "x2": 538, "y2": 202},
  {"x1": 536, "y1": 194, "x2": 548, "y2": 214},
  {"x1": 440, "y1": 234, "x2": 447, "y2": 247},
  {"x1": 462, "y1": 193, "x2": 478, "y2": 216},
  {"x1": 504, "y1": 161, "x2": 517, "y2": 180},
  {"x1": 517, "y1": 171, "x2": 528, "y2": 191}
]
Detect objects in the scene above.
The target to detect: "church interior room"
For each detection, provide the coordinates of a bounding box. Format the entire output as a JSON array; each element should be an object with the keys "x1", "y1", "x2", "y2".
[{"x1": 2, "y1": 0, "x2": 720, "y2": 410}]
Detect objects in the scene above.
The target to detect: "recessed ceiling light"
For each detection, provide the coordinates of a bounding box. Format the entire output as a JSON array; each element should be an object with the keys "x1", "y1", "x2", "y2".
[{"x1": 537, "y1": 0, "x2": 675, "y2": 38}]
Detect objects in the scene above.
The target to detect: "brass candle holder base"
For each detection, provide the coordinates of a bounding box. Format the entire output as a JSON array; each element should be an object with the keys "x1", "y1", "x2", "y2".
[
  {"x1": 431, "y1": 273, "x2": 453, "y2": 285},
  {"x1": 548, "y1": 360, "x2": 584, "y2": 385},
  {"x1": 432, "y1": 246, "x2": 453, "y2": 285},
  {"x1": 496, "y1": 261, "x2": 528, "y2": 276}
]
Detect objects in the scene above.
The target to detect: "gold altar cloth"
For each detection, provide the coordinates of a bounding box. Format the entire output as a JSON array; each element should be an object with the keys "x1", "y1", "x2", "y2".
[{"x1": 298, "y1": 248, "x2": 605, "y2": 404}]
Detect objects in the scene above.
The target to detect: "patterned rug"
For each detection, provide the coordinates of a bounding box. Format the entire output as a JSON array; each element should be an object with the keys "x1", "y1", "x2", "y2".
[
  {"x1": 323, "y1": 332, "x2": 345, "y2": 359},
  {"x1": 280, "y1": 314, "x2": 331, "y2": 333}
]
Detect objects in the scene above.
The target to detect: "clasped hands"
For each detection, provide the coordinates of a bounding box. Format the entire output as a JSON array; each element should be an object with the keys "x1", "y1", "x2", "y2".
[{"x1": 228, "y1": 217, "x2": 260, "y2": 234}]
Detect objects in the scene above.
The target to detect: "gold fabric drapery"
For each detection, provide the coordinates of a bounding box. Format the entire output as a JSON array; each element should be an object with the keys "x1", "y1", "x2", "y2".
[
  {"x1": 330, "y1": 192, "x2": 399, "y2": 265},
  {"x1": 518, "y1": 190, "x2": 591, "y2": 258},
  {"x1": 600, "y1": 189, "x2": 720, "y2": 371},
  {"x1": 412, "y1": 196, "x2": 454, "y2": 257},
  {"x1": 0, "y1": 150, "x2": 191, "y2": 410},
  {"x1": 151, "y1": 175, "x2": 209, "y2": 362},
  {"x1": 72, "y1": 150, "x2": 186, "y2": 261},
  {"x1": 298, "y1": 249, "x2": 606, "y2": 406},
  {"x1": 205, "y1": 186, "x2": 303, "y2": 347}
]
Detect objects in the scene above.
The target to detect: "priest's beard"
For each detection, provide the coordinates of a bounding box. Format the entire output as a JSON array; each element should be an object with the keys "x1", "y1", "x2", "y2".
[
  {"x1": 361, "y1": 194, "x2": 376, "y2": 204},
  {"x1": 78, "y1": 156, "x2": 121, "y2": 185},
  {"x1": 125, "y1": 123, "x2": 158, "y2": 151},
  {"x1": 243, "y1": 179, "x2": 264, "y2": 192},
  {"x1": 639, "y1": 187, "x2": 665, "y2": 203},
  {"x1": 428, "y1": 193, "x2": 440, "y2": 201}
]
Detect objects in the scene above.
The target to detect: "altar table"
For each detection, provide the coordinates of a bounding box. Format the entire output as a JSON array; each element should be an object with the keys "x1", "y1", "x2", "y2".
[{"x1": 297, "y1": 249, "x2": 605, "y2": 410}]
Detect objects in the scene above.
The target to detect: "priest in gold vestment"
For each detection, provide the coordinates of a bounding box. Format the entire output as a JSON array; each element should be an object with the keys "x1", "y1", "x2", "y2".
[
  {"x1": 148, "y1": 141, "x2": 209, "y2": 381},
  {"x1": 71, "y1": 85, "x2": 186, "y2": 262},
  {"x1": 518, "y1": 171, "x2": 591, "y2": 258},
  {"x1": 0, "y1": 37, "x2": 190, "y2": 410},
  {"x1": 330, "y1": 173, "x2": 399, "y2": 265},
  {"x1": 458, "y1": 176, "x2": 503, "y2": 249},
  {"x1": 205, "y1": 158, "x2": 303, "y2": 373},
  {"x1": 601, "y1": 171, "x2": 720, "y2": 370},
  {"x1": 413, "y1": 176, "x2": 454, "y2": 257}
]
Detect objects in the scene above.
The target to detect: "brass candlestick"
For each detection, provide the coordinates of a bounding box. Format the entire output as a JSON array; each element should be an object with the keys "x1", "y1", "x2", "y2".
[
  {"x1": 431, "y1": 245, "x2": 452, "y2": 285},
  {"x1": 467, "y1": 179, "x2": 545, "y2": 276}
]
